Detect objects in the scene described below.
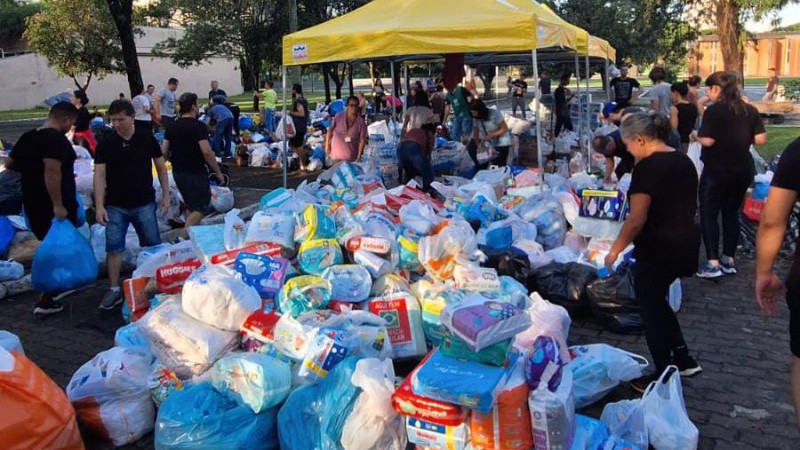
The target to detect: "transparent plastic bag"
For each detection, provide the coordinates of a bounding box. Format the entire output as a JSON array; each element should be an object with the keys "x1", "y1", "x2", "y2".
[
  {"x1": 223, "y1": 209, "x2": 246, "y2": 251},
  {"x1": 298, "y1": 239, "x2": 343, "y2": 275},
  {"x1": 569, "y1": 344, "x2": 648, "y2": 408},
  {"x1": 515, "y1": 293, "x2": 571, "y2": 363},
  {"x1": 341, "y1": 358, "x2": 407, "y2": 450},
  {"x1": 0, "y1": 260, "x2": 23, "y2": 282},
  {"x1": 399, "y1": 200, "x2": 441, "y2": 235},
  {"x1": 210, "y1": 185, "x2": 234, "y2": 213},
  {"x1": 277, "y1": 275, "x2": 331, "y2": 318},
  {"x1": 321, "y1": 264, "x2": 372, "y2": 303},
  {"x1": 642, "y1": 366, "x2": 699, "y2": 450},
  {"x1": 418, "y1": 219, "x2": 481, "y2": 281},
  {"x1": 182, "y1": 264, "x2": 262, "y2": 331},
  {"x1": 600, "y1": 398, "x2": 648, "y2": 450},
  {"x1": 31, "y1": 218, "x2": 97, "y2": 293},
  {"x1": 210, "y1": 353, "x2": 291, "y2": 413}
]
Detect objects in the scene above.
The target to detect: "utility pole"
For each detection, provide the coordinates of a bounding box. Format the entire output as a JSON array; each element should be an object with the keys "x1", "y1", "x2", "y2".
[{"x1": 286, "y1": 0, "x2": 302, "y2": 92}]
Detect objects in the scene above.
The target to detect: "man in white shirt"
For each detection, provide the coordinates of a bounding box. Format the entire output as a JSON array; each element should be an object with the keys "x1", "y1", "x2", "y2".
[{"x1": 132, "y1": 88, "x2": 153, "y2": 133}]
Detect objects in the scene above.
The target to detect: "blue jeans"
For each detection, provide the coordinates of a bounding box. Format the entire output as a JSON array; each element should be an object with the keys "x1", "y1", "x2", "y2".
[
  {"x1": 449, "y1": 117, "x2": 473, "y2": 142},
  {"x1": 397, "y1": 141, "x2": 434, "y2": 191},
  {"x1": 263, "y1": 108, "x2": 276, "y2": 133},
  {"x1": 105, "y1": 203, "x2": 161, "y2": 253},
  {"x1": 213, "y1": 118, "x2": 233, "y2": 157}
]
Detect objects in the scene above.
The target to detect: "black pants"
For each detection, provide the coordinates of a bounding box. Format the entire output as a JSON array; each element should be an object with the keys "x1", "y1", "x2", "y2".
[
  {"x1": 554, "y1": 113, "x2": 573, "y2": 137},
  {"x1": 397, "y1": 141, "x2": 434, "y2": 191},
  {"x1": 699, "y1": 172, "x2": 750, "y2": 260},
  {"x1": 134, "y1": 120, "x2": 153, "y2": 134},
  {"x1": 635, "y1": 262, "x2": 687, "y2": 373}
]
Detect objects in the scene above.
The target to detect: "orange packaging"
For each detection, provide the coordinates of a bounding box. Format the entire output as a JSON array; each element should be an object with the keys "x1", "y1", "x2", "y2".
[
  {"x1": 0, "y1": 350, "x2": 84, "y2": 450},
  {"x1": 122, "y1": 277, "x2": 150, "y2": 322},
  {"x1": 470, "y1": 362, "x2": 532, "y2": 450}
]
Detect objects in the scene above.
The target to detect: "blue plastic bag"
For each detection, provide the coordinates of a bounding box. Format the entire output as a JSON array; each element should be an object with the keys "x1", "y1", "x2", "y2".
[
  {"x1": 210, "y1": 353, "x2": 292, "y2": 413},
  {"x1": 278, "y1": 356, "x2": 362, "y2": 450},
  {"x1": 571, "y1": 415, "x2": 609, "y2": 449},
  {"x1": 0, "y1": 215, "x2": 13, "y2": 255},
  {"x1": 31, "y1": 218, "x2": 97, "y2": 293},
  {"x1": 155, "y1": 382, "x2": 279, "y2": 450}
]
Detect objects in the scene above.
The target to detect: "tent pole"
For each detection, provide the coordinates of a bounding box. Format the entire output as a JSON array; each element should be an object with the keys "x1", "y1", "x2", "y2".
[
  {"x1": 532, "y1": 49, "x2": 543, "y2": 169},
  {"x1": 282, "y1": 66, "x2": 288, "y2": 188},
  {"x1": 495, "y1": 66, "x2": 499, "y2": 104},
  {"x1": 574, "y1": 52, "x2": 581, "y2": 158},
  {"x1": 604, "y1": 58, "x2": 611, "y2": 102},
  {"x1": 585, "y1": 55, "x2": 591, "y2": 173},
  {"x1": 390, "y1": 61, "x2": 397, "y2": 142},
  {"x1": 402, "y1": 64, "x2": 408, "y2": 132}
]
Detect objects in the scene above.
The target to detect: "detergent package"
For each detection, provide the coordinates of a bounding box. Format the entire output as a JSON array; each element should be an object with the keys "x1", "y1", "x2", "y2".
[
  {"x1": 411, "y1": 348, "x2": 519, "y2": 414},
  {"x1": 405, "y1": 417, "x2": 470, "y2": 450},
  {"x1": 233, "y1": 253, "x2": 289, "y2": 300},
  {"x1": 245, "y1": 210, "x2": 295, "y2": 249},
  {"x1": 321, "y1": 264, "x2": 372, "y2": 303},
  {"x1": 298, "y1": 239, "x2": 343, "y2": 275},
  {"x1": 277, "y1": 275, "x2": 331, "y2": 318},
  {"x1": 210, "y1": 353, "x2": 292, "y2": 413},
  {"x1": 368, "y1": 292, "x2": 427, "y2": 359},
  {"x1": 294, "y1": 204, "x2": 336, "y2": 243},
  {"x1": 470, "y1": 361, "x2": 533, "y2": 450},
  {"x1": 440, "y1": 294, "x2": 531, "y2": 352}
]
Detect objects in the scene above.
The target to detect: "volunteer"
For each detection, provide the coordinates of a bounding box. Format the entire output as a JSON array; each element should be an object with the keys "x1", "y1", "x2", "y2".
[
  {"x1": 609, "y1": 66, "x2": 641, "y2": 108},
  {"x1": 71, "y1": 89, "x2": 96, "y2": 152},
  {"x1": 205, "y1": 95, "x2": 234, "y2": 158},
  {"x1": 604, "y1": 112, "x2": 702, "y2": 392},
  {"x1": 510, "y1": 75, "x2": 528, "y2": 119},
  {"x1": 593, "y1": 132, "x2": 633, "y2": 184},
  {"x1": 257, "y1": 81, "x2": 278, "y2": 133},
  {"x1": 131, "y1": 87, "x2": 153, "y2": 134},
  {"x1": 289, "y1": 83, "x2": 309, "y2": 171},
  {"x1": 648, "y1": 67, "x2": 672, "y2": 118},
  {"x1": 695, "y1": 71, "x2": 767, "y2": 278},
  {"x1": 372, "y1": 77, "x2": 385, "y2": 112},
  {"x1": 6, "y1": 102, "x2": 80, "y2": 315},
  {"x1": 669, "y1": 82, "x2": 699, "y2": 153},
  {"x1": 686, "y1": 75, "x2": 702, "y2": 105},
  {"x1": 755, "y1": 136, "x2": 800, "y2": 426},
  {"x1": 208, "y1": 80, "x2": 227, "y2": 102},
  {"x1": 764, "y1": 68, "x2": 780, "y2": 102},
  {"x1": 325, "y1": 96, "x2": 367, "y2": 163},
  {"x1": 469, "y1": 99, "x2": 511, "y2": 168},
  {"x1": 554, "y1": 75, "x2": 574, "y2": 137},
  {"x1": 430, "y1": 86, "x2": 446, "y2": 124},
  {"x1": 397, "y1": 122, "x2": 436, "y2": 193},
  {"x1": 444, "y1": 83, "x2": 472, "y2": 143},
  {"x1": 356, "y1": 92, "x2": 368, "y2": 119},
  {"x1": 154, "y1": 77, "x2": 179, "y2": 131},
  {"x1": 403, "y1": 89, "x2": 433, "y2": 134},
  {"x1": 94, "y1": 99, "x2": 170, "y2": 310},
  {"x1": 538, "y1": 72, "x2": 552, "y2": 96},
  {"x1": 162, "y1": 93, "x2": 225, "y2": 239}
]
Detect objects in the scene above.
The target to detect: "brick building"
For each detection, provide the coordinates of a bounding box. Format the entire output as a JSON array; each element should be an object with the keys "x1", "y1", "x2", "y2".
[{"x1": 688, "y1": 31, "x2": 800, "y2": 78}]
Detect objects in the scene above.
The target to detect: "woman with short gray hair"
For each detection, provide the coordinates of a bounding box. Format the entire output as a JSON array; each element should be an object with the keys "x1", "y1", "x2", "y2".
[{"x1": 605, "y1": 112, "x2": 702, "y2": 391}]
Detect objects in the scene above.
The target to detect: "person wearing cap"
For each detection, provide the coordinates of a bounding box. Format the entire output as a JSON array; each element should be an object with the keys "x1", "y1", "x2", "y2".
[
  {"x1": 601, "y1": 102, "x2": 622, "y2": 126},
  {"x1": 206, "y1": 95, "x2": 234, "y2": 158}
]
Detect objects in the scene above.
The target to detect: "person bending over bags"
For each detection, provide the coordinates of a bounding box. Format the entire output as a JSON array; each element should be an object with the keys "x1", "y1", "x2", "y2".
[
  {"x1": 468, "y1": 99, "x2": 511, "y2": 170},
  {"x1": 604, "y1": 112, "x2": 702, "y2": 392}
]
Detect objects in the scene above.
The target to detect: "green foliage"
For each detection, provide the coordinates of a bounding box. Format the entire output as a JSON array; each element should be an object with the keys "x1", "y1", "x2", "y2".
[
  {"x1": 548, "y1": 0, "x2": 696, "y2": 67},
  {"x1": 0, "y1": 0, "x2": 39, "y2": 44},
  {"x1": 23, "y1": 0, "x2": 124, "y2": 90},
  {"x1": 784, "y1": 79, "x2": 800, "y2": 101},
  {"x1": 132, "y1": 0, "x2": 174, "y2": 27}
]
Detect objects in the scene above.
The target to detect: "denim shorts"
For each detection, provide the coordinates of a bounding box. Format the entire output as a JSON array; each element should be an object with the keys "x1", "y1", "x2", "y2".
[{"x1": 105, "y1": 203, "x2": 161, "y2": 253}]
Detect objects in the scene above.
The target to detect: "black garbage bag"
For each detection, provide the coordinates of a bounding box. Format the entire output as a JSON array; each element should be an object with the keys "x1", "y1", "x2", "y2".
[
  {"x1": 586, "y1": 263, "x2": 642, "y2": 334},
  {"x1": 0, "y1": 170, "x2": 22, "y2": 216},
  {"x1": 530, "y1": 262, "x2": 597, "y2": 318},
  {"x1": 482, "y1": 246, "x2": 532, "y2": 286}
]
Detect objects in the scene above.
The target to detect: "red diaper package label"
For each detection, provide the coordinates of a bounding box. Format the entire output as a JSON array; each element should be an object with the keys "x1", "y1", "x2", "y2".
[
  {"x1": 346, "y1": 236, "x2": 392, "y2": 255},
  {"x1": 368, "y1": 293, "x2": 413, "y2": 345},
  {"x1": 156, "y1": 259, "x2": 202, "y2": 294},
  {"x1": 210, "y1": 242, "x2": 281, "y2": 266},
  {"x1": 391, "y1": 351, "x2": 469, "y2": 426}
]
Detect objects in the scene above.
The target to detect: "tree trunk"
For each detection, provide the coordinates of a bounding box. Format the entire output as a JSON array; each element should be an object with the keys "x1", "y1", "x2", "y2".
[
  {"x1": 106, "y1": 0, "x2": 143, "y2": 97},
  {"x1": 323, "y1": 64, "x2": 332, "y2": 104},
  {"x1": 369, "y1": 62, "x2": 376, "y2": 88},
  {"x1": 328, "y1": 64, "x2": 344, "y2": 100},
  {"x1": 348, "y1": 63, "x2": 354, "y2": 97},
  {"x1": 392, "y1": 62, "x2": 402, "y2": 97},
  {"x1": 716, "y1": 0, "x2": 743, "y2": 75}
]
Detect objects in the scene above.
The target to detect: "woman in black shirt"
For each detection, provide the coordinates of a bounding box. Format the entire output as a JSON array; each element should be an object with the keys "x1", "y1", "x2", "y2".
[
  {"x1": 696, "y1": 71, "x2": 767, "y2": 278},
  {"x1": 553, "y1": 74, "x2": 574, "y2": 137},
  {"x1": 605, "y1": 113, "x2": 702, "y2": 391},
  {"x1": 70, "y1": 89, "x2": 96, "y2": 152},
  {"x1": 669, "y1": 82, "x2": 699, "y2": 153}
]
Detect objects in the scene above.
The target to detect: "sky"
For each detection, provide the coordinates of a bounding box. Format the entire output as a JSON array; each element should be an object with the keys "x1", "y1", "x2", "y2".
[{"x1": 746, "y1": 4, "x2": 800, "y2": 32}]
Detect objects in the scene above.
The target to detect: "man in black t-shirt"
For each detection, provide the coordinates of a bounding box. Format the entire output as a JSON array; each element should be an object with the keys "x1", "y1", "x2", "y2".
[
  {"x1": 208, "y1": 80, "x2": 227, "y2": 103},
  {"x1": 610, "y1": 66, "x2": 641, "y2": 107},
  {"x1": 756, "y1": 137, "x2": 800, "y2": 426},
  {"x1": 538, "y1": 73, "x2": 551, "y2": 96},
  {"x1": 7, "y1": 102, "x2": 79, "y2": 315},
  {"x1": 593, "y1": 130, "x2": 634, "y2": 183},
  {"x1": 511, "y1": 77, "x2": 528, "y2": 119},
  {"x1": 289, "y1": 83, "x2": 310, "y2": 170},
  {"x1": 94, "y1": 100, "x2": 170, "y2": 310},
  {"x1": 162, "y1": 92, "x2": 225, "y2": 239}
]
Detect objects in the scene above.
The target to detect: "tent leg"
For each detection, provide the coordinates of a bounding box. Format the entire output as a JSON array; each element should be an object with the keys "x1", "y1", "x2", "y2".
[
  {"x1": 390, "y1": 62, "x2": 397, "y2": 142},
  {"x1": 282, "y1": 66, "x2": 288, "y2": 188},
  {"x1": 585, "y1": 55, "x2": 591, "y2": 173},
  {"x1": 402, "y1": 64, "x2": 408, "y2": 131},
  {"x1": 574, "y1": 52, "x2": 581, "y2": 159},
  {"x1": 495, "y1": 66, "x2": 499, "y2": 103},
  {"x1": 604, "y1": 59, "x2": 611, "y2": 102},
  {"x1": 532, "y1": 50, "x2": 543, "y2": 169}
]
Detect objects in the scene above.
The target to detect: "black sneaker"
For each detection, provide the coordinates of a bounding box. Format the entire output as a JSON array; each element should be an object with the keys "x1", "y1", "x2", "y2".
[
  {"x1": 630, "y1": 373, "x2": 659, "y2": 394},
  {"x1": 673, "y1": 353, "x2": 703, "y2": 377},
  {"x1": 99, "y1": 289, "x2": 123, "y2": 310},
  {"x1": 33, "y1": 296, "x2": 64, "y2": 316}
]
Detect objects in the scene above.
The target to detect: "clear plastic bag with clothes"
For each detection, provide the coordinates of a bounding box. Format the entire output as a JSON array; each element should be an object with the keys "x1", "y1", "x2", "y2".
[
  {"x1": 340, "y1": 358, "x2": 407, "y2": 450},
  {"x1": 418, "y1": 219, "x2": 482, "y2": 281},
  {"x1": 399, "y1": 200, "x2": 441, "y2": 235},
  {"x1": 641, "y1": 366, "x2": 699, "y2": 450},
  {"x1": 569, "y1": 344, "x2": 648, "y2": 408},
  {"x1": 210, "y1": 353, "x2": 292, "y2": 413},
  {"x1": 155, "y1": 382, "x2": 279, "y2": 450},
  {"x1": 600, "y1": 398, "x2": 648, "y2": 450},
  {"x1": 278, "y1": 357, "x2": 362, "y2": 450}
]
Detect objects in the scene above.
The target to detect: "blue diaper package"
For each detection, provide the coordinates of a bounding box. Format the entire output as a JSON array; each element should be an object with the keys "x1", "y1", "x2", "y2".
[
  {"x1": 298, "y1": 239, "x2": 343, "y2": 275},
  {"x1": 234, "y1": 253, "x2": 289, "y2": 299},
  {"x1": 321, "y1": 264, "x2": 372, "y2": 303}
]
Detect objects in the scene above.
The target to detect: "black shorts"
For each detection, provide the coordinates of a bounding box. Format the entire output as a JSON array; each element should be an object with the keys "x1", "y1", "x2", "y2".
[
  {"x1": 289, "y1": 130, "x2": 306, "y2": 148},
  {"x1": 788, "y1": 290, "x2": 800, "y2": 358},
  {"x1": 173, "y1": 171, "x2": 213, "y2": 215}
]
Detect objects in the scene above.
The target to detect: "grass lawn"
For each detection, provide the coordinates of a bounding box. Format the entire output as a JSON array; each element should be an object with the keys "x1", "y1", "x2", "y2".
[{"x1": 757, "y1": 126, "x2": 800, "y2": 161}]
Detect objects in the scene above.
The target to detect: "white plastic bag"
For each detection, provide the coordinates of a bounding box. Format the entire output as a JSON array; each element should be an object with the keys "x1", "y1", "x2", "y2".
[
  {"x1": 399, "y1": 200, "x2": 440, "y2": 235},
  {"x1": 275, "y1": 115, "x2": 297, "y2": 140},
  {"x1": 341, "y1": 358, "x2": 407, "y2": 450},
  {"x1": 210, "y1": 186, "x2": 234, "y2": 213},
  {"x1": 642, "y1": 366, "x2": 699, "y2": 450},
  {"x1": 66, "y1": 347, "x2": 155, "y2": 446},
  {"x1": 0, "y1": 260, "x2": 24, "y2": 282},
  {"x1": 515, "y1": 293, "x2": 571, "y2": 363},
  {"x1": 246, "y1": 210, "x2": 296, "y2": 249},
  {"x1": 669, "y1": 278, "x2": 682, "y2": 313},
  {"x1": 181, "y1": 264, "x2": 261, "y2": 331},
  {"x1": 600, "y1": 398, "x2": 648, "y2": 450},
  {"x1": 687, "y1": 142, "x2": 703, "y2": 179},
  {"x1": 223, "y1": 209, "x2": 246, "y2": 251},
  {"x1": 569, "y1": 344, "x2": 648, "y2": 408},
  {"x1": 528, "y1": 368, "x2": 575, "y2": 450}
]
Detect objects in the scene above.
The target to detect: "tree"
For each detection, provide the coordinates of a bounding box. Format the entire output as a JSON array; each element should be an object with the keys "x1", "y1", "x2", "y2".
[
  {"x1": 0, "y1": 0, "x2": 39, "y2": 46},
  {"x1": 24, "y1": 0, "x2": 125, "y2": 90},
  {"x1": 153, "y1": 0, "x2": 279, "y2": 91},
  {"x1": 107, "y1": 0, "x2": 144, "y2": 97}
]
